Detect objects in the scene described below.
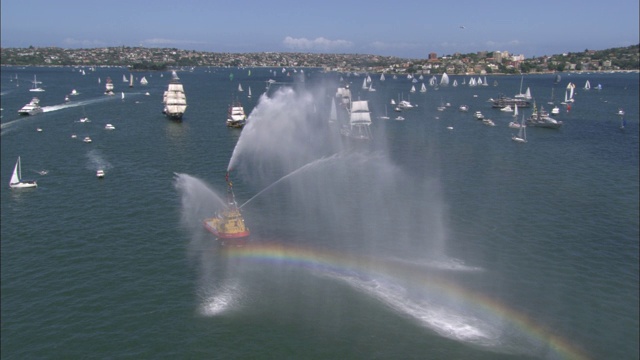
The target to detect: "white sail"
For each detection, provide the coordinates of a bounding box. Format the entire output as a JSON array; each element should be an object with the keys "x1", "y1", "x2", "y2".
[
  {"x1": 140, "y1": 76, "x2": 148, "y2": 85},
  {"x1": 238, "y1": 83, "x2": 243, "y2": 92},
  {"x1": 440, "y1": 73, "x2": 450, "y2": 86},
  {"x1": 123, "y1": 75, "x2": 128, "y2": 82},
  {"x1": 248, "y1": 86, "x2": 252, "y2": 98},
  {"x1": 10, "y1": 157, "x2": 21, "y2": 185},
  {"x1": 163, "y1": 71, "x2": 187, "y2": 118},
  {"x1": 452, "y1": 79, "x2": 458, "y2": 87},
  {"x1": 362, "y1": 77, "x2": 368, "y2": 90},
  {"x1": 584, "y1": 80, "x2": 591, "y2": 90},
  {"x1": 429, "y1": 76, "x2": 437, "y2": 86},
  {"x1": 420, "y1": 83, "x2": 427, "y2": 93},
  {"x1": 350, "y1": 100, "x2": 371, "y2": 125},
  {"x1": 513, "y1": 104, "x2": 519, "y2": 117},
  {"x1": 380, "y1": 73, "x2": 385, "y2": 81},
  {"x1": 129, "y1": 74, "x2": 134, "y2": 87},
  {"x1": 329, "y1": 98, "x2": 337, "y2": 123},
  {"x1": 410, "y1": 85, "x2": 416, "y2": 93}
]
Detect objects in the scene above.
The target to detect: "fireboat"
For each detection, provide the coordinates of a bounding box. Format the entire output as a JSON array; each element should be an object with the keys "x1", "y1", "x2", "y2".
[{"x1": 203, "y1": 173, "x2": 250, "y2": 246}]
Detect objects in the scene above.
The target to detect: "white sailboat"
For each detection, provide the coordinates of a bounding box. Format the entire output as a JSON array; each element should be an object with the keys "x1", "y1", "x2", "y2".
[
  {"x1": 248, "y1": 86, "x2": 252, "y2": 98},
  {"x1": 238, "y1": 83, "x2": 243, "y2": 92},
  {"x1": 380, "y1": 73, "x2": 386, "y2": 81},
  {"x1": 420, "y1": 83, "x2": 427, "y2": 93},
  {"x1": 584, "y1": 80, "x2": 591, "y2": 90},
  {"x1": 30, "y1": 75, "x2": 45, "y2": 92},
  {"x1": 129, "y1": 74, "x2": 134, "y2": 88},
  {"x1": 362, "y1": 77, "x2": 368, "y2": 90},
  {"x1": 9, "y1": 157, "x2": 37, "y2": 189},
  {"x1": 440, "y1": 73, "x2": 450, "y2": 86},
  {"x1": 140, "y1": 76, "x2": 148, "y2": 85},
  {"x1": 513, "y1": 104, "x2": 519, "y2": 118},
  {"x1": 123, "y1": 74, "x2": 128, "y2": 83},
  {"x1": 379, "y1": 104, "x2": 390, "y2": 120},
  {"x1": 511, "y1": 114, "x2": 527, "y2": 143},
  {"x1": 410, "y1": 85, "x2": 416, "y2": 93}
]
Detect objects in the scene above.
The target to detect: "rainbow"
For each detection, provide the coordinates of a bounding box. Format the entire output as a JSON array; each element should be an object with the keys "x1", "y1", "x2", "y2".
[{"x1": 223, "y1": 242, "x2": 590, "y2": 360}]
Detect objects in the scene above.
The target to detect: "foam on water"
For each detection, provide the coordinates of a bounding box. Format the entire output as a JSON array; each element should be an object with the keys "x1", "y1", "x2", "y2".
[
  {"x1": 199, "y1": 281, "x2": 243, "y2": 316},
  {"x1": 85, "y1": 149, "x2": 112, "y2": 171}
]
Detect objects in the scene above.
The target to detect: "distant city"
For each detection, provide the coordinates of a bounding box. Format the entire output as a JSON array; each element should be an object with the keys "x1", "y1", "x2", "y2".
[{"x1": 1, "y1": 44, "x2": 638, "y2": 75}]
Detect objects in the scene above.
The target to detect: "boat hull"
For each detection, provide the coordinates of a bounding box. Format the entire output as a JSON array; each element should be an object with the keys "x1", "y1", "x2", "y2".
[
  {"x1": 10, "y1": 181, "x2": 37, "y2": 189},
  {"x1": 203, "y1": 218, "x2": 250, "y2": 246}
]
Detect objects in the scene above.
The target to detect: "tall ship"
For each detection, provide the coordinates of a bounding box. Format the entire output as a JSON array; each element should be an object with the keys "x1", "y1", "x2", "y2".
[
  {"x1": 163, "y1": 71, "x2": 187, "y2": 120},
  {"x1": 203, "y1": 174, "x2": 250, "y2": 246},
  {"x1": 226, "y1": 100, "x2": 247, "y2": 128},
  {"x1": 340, "y1": 100, "x2": 372, "y2": 140},
  {"x1": 104, "y1": 77, "x2": 114, "y2": 95}
]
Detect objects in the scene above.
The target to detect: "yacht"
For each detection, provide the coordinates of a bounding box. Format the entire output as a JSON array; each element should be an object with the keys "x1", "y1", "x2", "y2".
[
  {"x1": 105, "y1": 124, "x2": 115, "y2": 130},
  {"x1": 474, "y1": 111, "x2": 485, "y2": 120},
  {"x1": 83, "y1": 136, "x2": 92, "y2": 143},
  {"x1": 96, "y1": 170, "x2": 105, "y2": 178},
  {"x1": 18, "y1": 97, "x2": 43, "y2": 116}
]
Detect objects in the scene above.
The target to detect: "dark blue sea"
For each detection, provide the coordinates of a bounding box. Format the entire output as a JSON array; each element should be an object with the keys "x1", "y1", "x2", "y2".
[{"x1": 1, "y1": 66, "x2": 638, "y2": 359}]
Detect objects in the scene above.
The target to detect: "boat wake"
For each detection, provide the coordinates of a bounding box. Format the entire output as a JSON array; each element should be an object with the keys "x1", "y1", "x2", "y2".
[
  {"x1": 42, "y1": 96, "x2": 116, "y2": 113},
  {"x1": 86, "y1": 149, "x2": 112, "y2": 171}
]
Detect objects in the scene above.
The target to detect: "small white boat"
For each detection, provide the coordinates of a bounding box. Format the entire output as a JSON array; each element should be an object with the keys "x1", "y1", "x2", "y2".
[
  {"x1": 551, "y1": 106, "x2": 560, "y2": 115},
  {"x1": 105, "y1": 124, "x2": 115, "y2": 130},
  {"x1": 482, "y1": 119, "x2": 496, "y2": 126},
  {"x1": 36, "y1": 128, "x2": 43, "y2": 132},
  {"x1": 395, "y1": 116, "x2": 405, "y2": 121},
  {"x1": 459, "y1": 105, "x2": 469, "y2": 112},
  {"x1": 474, "y1": 111, "x2": 484, "y2": 120},
  {"x1": 70, "y1": 89, "x2": 78, "y2": 96},
  {"x1": 71, "y1": 134, "x2": 77, "y2": 139},
  {"x1": 617, "y1": 108, "x2": 625, "y2": 116},
  {"x1": 145, "y1": 92, "x2": 150, "y2": 96},
  {"x1": 9, "y1": 157, "x2": 37, "y2": 189},
  {"x1": 83, "y1": 136, "x2": 92, "y2": 143},
  {"x1": 500, "y1": 105, "x2": 513, "y2": 112},
  {"x1": 79, "y1": 117, "x2": 90, "y2": 123},
  {"x1": 96, "y1": 170, "x2": 105, "y2": 178},
  {"x1": 65, "y1": 95, "x2": 70, "y2": 102},
  {"x1": 446, "y1": 126, "x2": 454, "y2": 130}
]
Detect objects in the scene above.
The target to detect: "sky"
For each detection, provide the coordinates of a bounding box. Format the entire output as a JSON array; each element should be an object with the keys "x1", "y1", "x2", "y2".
[{"x1": 1, "y1": 0, "x2": 638, "y2": 59}]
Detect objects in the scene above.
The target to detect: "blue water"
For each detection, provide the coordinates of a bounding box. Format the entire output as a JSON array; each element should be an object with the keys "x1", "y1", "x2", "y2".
[{"x1": 1, "y1": 66, "x2": 638, "y2": 359}]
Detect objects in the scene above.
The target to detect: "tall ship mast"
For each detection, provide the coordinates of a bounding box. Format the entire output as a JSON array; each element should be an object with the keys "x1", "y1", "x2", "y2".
[
  {"x1": 203, "y1": 173, "x2": 250, "y2": 246},
  {"x1": 162, "y1": 71, "x2": 187, "y2": 121}
]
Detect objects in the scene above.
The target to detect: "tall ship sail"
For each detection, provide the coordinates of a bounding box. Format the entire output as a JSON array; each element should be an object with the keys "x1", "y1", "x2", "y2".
[
  {"x1": 342, "y1": 100, "x2": 372, "y2": 140},
  {"x1": 162, "y1": 71, "x2": 187, "y2": 120}
]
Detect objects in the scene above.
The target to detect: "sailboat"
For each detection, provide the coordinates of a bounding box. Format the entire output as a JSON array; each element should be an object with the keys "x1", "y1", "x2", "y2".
[
  {"x1": 30, "y1": 75, "x2": 45, "y2": 92},
  {"x1": 379, "y1": 104, "x2": 390, "y2": 120},
  {"x1": 515, "y1": 76, "x2": 526, "y2": 98},
  {"x1": 329, "y1": 98, "x2": 338, "y2": 123},
  {"x1": 620, "y1": 118, "x2": 627, "y2": 130},
  {"x1": 420, "y1": 83, "x2": 427, "y2": 93},
  {"x1": 121, "y1": 92, "x2": 125, "y2": 100},
  {"x1": 513, "y1": 104, "x2": 519, "y2": 118},
  {"x1": 9, "y1": 157, "x2": 37, "y2": 189},
  {"x1": 140, "y1": 76, "x2": 148, "y2": 85},
  {"x1": 362, "y1": 77, "x2": 368, "y2": 90},
  {"x1": 380, "y1": 73, "x2": 385, "y2": 81},
  {"x1": 511, "y1": 114, "x2": 527, "y2": 143},
  {"x1": 238, "y1": 83, "x2": 243, "y2": 92},
  {"x1": 129, "y1": 74, "x2": 134, "y2": 88},
  {"x1": 440, "y1": 73, "x2": 450, "y2": 86},
  {"x1": 410, "y1": 85, "x2": 416, "y2": 93},
  {"x1": 248, "y1": 86, "x2": 252, "y2": 98},
  {"x1": 123, "y1": 74, "x2": 128, "y2": 83},
  {"x1": 226, "y1": 100, "x2": 247, "y2": 128},
  {"x1": 584, "y1": 80, "x2": 591, "y2": 90},
  {"x1": 163, "y1": 71, "x2": 187, "y2": 121}
]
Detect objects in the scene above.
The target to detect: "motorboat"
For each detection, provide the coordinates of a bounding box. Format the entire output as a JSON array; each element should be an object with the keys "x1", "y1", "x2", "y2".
[
  {"x1": 83, "y1": 136, "x2": 92, "y2": 143},
  {"x1": 459, "y1": 105, "x2": 469, "y2": 112},
  {"x1": 18, "y1": 97, "x2": 43, "y2": 116},
  {"x1": 482, "y1": 119, "x2": 496, "y2": 126},
  {"x1": 96, "y1": 170, "x2": 105, "y2": 178},
  {"x1": 105, "y1": 124, "x2": 115, "y2": 130},
  {"x1": 474, "y1": 111, "x2": 485, "y2": 120}
]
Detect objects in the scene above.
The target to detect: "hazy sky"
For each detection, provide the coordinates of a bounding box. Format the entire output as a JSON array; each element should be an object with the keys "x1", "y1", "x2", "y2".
[{"x1": 2, "y1": 0, "x2": 638, "y2": 59}]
